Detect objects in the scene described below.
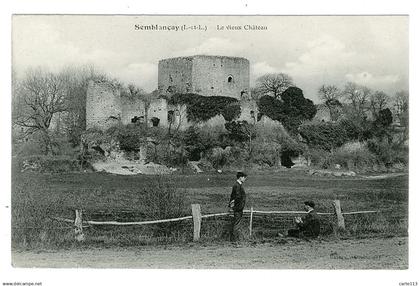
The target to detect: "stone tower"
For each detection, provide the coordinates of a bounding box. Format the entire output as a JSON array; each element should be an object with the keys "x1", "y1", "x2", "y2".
[{"x1": 158, "y1": 55, "x2": 250, "y2": 99}]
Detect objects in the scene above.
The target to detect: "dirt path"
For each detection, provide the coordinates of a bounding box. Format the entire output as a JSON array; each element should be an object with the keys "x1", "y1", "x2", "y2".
[{"x1": 12, "y1": 237, "x2": 407, "y2": 269}]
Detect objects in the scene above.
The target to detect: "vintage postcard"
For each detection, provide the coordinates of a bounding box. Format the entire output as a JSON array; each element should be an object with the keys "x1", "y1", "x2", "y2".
[{"x1": 5, "y1": 13, "x2": 414, "y2": 286}]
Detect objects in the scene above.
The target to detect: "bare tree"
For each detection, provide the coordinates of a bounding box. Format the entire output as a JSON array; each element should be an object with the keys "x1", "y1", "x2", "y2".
[
  {"x1": 13, "y1": 68, "x2": 68, "y2": 154},
  {"x1": 342, "y1": 82, "x2": 371, "y2": 116},
  {"x1": 393, "y1": 90, "x2": 409, "y2": 127},
  {"x1": 255, "y1": 73, "x2": 294, "y2": 99},
  {"x1": 370, "y1": 90, "x2": 390, "y2": 118},
  {"x1": 318, "y1": 84, "x2": 342, "y2": 121}
]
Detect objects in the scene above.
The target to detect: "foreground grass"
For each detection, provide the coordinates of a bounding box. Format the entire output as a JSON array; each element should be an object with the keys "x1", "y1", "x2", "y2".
[{"x1": 11, "y1": 169, "x2": 408, "y2": 249}]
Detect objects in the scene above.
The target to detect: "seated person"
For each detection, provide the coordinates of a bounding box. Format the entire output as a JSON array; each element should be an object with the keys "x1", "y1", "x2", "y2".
[{"x1": 287, "y1": 200, "x2": 321, "y2": 238}]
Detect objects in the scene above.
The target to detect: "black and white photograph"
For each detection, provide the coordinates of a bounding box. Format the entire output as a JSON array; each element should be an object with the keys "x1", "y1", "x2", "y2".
[{"x1": 1, "y1": 5, "x2": 418, "y2": 286}]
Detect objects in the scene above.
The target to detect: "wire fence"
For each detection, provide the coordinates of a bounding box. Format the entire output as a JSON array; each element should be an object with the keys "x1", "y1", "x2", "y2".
[{"x1": 11, "y1": 200, "x2": 408, "y2": 248}]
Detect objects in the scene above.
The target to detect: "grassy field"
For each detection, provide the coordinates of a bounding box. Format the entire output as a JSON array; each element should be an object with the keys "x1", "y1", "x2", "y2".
[{"x1": 11, "y1": 168, "x2": 408, "y2": 249}]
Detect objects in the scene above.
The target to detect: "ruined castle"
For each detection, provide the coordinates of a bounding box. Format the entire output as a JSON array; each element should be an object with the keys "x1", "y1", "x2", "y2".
[{"x1": 86, "y1": 55, "x2": 257, "y2": 130}]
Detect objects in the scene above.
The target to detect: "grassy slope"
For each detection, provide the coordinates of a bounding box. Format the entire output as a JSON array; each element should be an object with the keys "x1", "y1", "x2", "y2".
[
  {"x1": 11, "y1": 169, "x2": 408, "y2": 248},
  {"x1": 12, "y1": 169, "x2": 408, "y2": 214}
]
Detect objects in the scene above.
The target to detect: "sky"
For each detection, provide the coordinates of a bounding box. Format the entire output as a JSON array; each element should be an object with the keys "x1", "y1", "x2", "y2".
[{"x1": 12, "y1": 15, "x2": 408, "y2": 102}]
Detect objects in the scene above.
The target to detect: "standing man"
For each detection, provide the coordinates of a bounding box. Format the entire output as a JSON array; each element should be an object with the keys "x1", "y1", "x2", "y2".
[{"x1": 228, "y1": 172, "x2": 247, "y2": 243}]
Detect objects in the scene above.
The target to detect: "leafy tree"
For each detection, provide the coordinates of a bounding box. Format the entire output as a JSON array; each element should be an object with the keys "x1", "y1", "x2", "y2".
[
  {"x1": 255, "y1": 73, "x2": 294, "y2": 99},
  {"x1": 258, "y1": 87, "x2": 316, "y2": 134}
]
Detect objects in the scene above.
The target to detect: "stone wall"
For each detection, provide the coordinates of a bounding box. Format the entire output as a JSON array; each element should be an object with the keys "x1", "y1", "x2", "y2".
[
  {"x1": 86, "y1": 55, "x2": 253, "y2": 131},
  {"x1": 158, "y1": 55, "x2": 250, "y2": 99},
  {"x1": 86, "y1": 80, "x2": 122, "y2": 130},
  {"x1": 191, "y1": 55, "x2": 250, "y2": 99},
  {"x1": 158, "y1": 57, "x2": 193, "y2": 94},
  {"x1": 148, "y1": 98, "x2": 169, "y2": 128},
  {"x1": 238, "y1": 100, "x2": 258, "y2": 123},
  {"x1": 121, "y1": 97, "x2": 146, "y2": 125}
]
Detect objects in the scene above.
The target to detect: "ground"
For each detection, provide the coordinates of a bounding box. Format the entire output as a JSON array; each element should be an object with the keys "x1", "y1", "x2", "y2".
[
  {"x1": 12, "y1": 236, "x2": 407, "y2": 269},
  {"x1": 11, "y1": 167, "x2": 409, "y2": 269}
]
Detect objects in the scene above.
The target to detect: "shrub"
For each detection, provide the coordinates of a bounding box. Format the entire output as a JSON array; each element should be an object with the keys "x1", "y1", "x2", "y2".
[
  {"x1": 20, "y1": 155, "x2": 81, "y2": 173},
  {"x1": 331, "y1": 142, "x2": 378, "y2": 170},
  {"x1": 106, "y1": 123, "x2": 148, "y2": 152},
  {"x1": 146, "y1": 140, "x2": 189, "y2": 167},
  {"x1": 225, "y1": 145, "x2": 250, "y2": 167},
  {"x1": 141, "y1": 176, "x2": 188, "y2": 236},
  {"x1": 142, "y1": 176, "x2": 188, "y2": 219},
  {"x1": 225, "y1": 120, "x2": 256, "y2": 143},
  {"x1": 251, "y1": 141, "x2": 282, "y2": 166},
  {"x1": 206, "y1": 147, "x2": 231, "y2": 169},
  {"x1": 299, "y1": 121, "x2": 348, "y2": 151},
  {"x1": 182, "y1": 126, "x2": 222, "y2": 161},
  {"x1": 12, "y1": 191, "x2": 70, "y2": 248},
  {"x1": 306, "y1": 142, "x2": 378, "y2": 170},
  {"x1": 367, "y1": 139, "x2": 408, "y2": 166},
  {"x1": 13, "y1": 135, "x2": 45, "y2": 156},
  {"x1": 304, "y1": 148, "x2": 331, "y2": 168}
]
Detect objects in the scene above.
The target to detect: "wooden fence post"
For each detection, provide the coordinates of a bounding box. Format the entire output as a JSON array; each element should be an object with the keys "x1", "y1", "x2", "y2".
[
  {"x1": 249, "y1": 207, "x2": 254, "y2": 237},
  {"x1": 333, "y1": 200, "x2": 345, "y2": 230},
  {"x1": 191, "y1": 204, "x2": 201, "y2": 241},
  {"x1": 74, "y1": 209, "x2": 85, "y2": 241}
]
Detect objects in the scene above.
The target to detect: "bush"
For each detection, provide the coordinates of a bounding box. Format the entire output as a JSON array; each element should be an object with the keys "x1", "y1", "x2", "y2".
[
  {"x1": 12, "y1": 190, "x2": 71, "y2": 248},
  {"x1": 203, "y1": 144, "x2": 250, "y2": 169},
  {"x1": 142, "y1": 176, "x2": 188, "y2": 219},
  {"x1": 251, "y1": 141, "x2": 282, "y2": 166},
  {"x1": 304, "y1": 148, "x2": 331, "y2": 169},
  {"x1": 367, "y1": 139, "x2": 408, "y2": 166},
  {"x1": 206, "y1": 147, "x2": 231, "y2": 169},
  {"x1": 306, "y1": 142, "x2": 379, "y2": 170},
  {"x1": 225, "y1": 120, "x2": 256, "y2": 143},
  {"x1": 141, "y1": 176, "x2": 189, "y2": 236},
  {"x1": 330, "y1": 142, "x2": 378, "y2": 170},
  {"x1": 182, "y1": 126, "x2": 223, "y2": 161},
  {"x1": 106, "y1": 123, "x2": 148, "y2": 152},
  {"x1": 13, "y1": 136, "x2": 45, "y2": 157},
  {"x1": 299, "y1": 121, "x2": 348, "y2": 151},
  {"x1": 146, "y1": 140, "x2": 189, "y2": 167},
  {"x1": 20, "y1": 155, "x2": 81, "y2": 173}
]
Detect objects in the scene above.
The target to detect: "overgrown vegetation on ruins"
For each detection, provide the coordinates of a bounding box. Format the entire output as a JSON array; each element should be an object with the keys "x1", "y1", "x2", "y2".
[
  {"x1": 168, "y1": 93, "x2": 241, "y2": 122},
  {"x1": 12, "y1": 65, "x2": 408, "y2": 173}
]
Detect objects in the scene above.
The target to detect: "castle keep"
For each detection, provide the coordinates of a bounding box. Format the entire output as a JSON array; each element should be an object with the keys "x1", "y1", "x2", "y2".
[
  {"x1": 86, "y1": 55, "x2": 255, "y2": 130},
  {"x1": 158, "y1": 55, "x2": 250, "y2": 99}
]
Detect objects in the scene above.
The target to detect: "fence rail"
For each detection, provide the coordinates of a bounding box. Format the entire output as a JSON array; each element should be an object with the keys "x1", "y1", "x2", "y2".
[{"x1": 54, "y1": 200, "x2": 379, "y2": 242}]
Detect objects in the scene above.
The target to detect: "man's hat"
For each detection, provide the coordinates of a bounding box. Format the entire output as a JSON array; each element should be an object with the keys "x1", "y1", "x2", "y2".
[
  {"x1": 304, "y1": 200, "x2": 315, "y2": 208},
  {"x1": 236, "y1": 171, "x2": 247, "y2": 178}
]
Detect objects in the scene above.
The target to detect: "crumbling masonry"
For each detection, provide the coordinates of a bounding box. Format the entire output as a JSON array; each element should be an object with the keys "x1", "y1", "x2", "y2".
[{"x1": 86, "y1": 55, "x2": 257, "y2": 130}]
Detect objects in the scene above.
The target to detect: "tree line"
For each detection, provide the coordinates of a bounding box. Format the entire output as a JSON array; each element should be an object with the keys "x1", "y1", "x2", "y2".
[{"x1": 12, "y1": 66, "x2": 408, "y2": 170}]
